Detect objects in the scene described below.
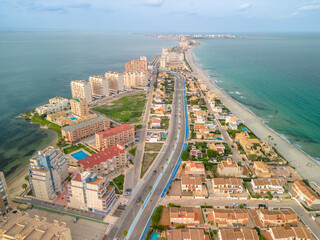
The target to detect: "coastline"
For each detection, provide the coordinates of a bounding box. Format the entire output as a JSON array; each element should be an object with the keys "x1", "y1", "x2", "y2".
[{"x1": 186, "y1": 47, "x2": 320, "y2": 185}]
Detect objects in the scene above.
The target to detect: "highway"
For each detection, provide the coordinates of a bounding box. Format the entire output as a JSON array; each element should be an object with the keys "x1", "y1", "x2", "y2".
[{"x1": 106, "y1": 73, "x2": 187, "y2": 240}]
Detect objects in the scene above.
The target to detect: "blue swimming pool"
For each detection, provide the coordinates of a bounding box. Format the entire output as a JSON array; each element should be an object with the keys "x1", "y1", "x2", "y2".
[
  {"x1": 150, "y1": 232, "x2": 160, "y2": 240},
  {"x1": 70, "y1": 117, "x2": 77, "y2": 121},
  {"x1": 162, "y1": 134, "x2": 167, "y2": 139},
  {"x1": 71, "y1": 151, "x2": 89, "y2": 161},
  {"x1": 216, "y1": 137, "x2": 223, "y2": 141},
  {"x1": 241, "y1": 127, "x2": 248, "y2": 132}
]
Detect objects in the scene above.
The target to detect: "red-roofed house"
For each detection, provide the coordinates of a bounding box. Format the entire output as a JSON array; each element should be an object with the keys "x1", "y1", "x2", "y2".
[
  {"x1": 150, "y1": 117, "x2": 162, "y2": 128},
  {"x1": 292, "y1": 180, "x2": 320, "y2": 207},
  {"x1": 170, "y1": 207, "x2": 200, "y2": 225},
  {"x1": 77, "y1": 144, "x2": 126, "y2": 177},
  {"x1": 95, "y1": 124, "x2": 134, "y2": 149},
  {"x1": 217, "y1": 158, "x2": 243, "y2": 177},
  {"x1": 208, "y1": 209, "x2": 249, "y2": 227},
  {"x1": 190, "y1": 146, "x2": 203, "y2": 159}
]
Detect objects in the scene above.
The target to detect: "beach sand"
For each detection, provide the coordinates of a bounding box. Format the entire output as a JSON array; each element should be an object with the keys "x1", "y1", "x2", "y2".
[{"x1": 186, "y1": 47, "x2": 320, "y2": 186}]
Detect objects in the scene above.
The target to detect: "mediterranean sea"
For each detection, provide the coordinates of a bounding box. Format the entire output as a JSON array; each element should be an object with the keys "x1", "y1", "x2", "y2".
[
  {"x1": 0, "y1": 31, "x2": 177, "y2": 180},
  {"x1": 194, "y1": 33, "x2": 320, "y2": 162}
]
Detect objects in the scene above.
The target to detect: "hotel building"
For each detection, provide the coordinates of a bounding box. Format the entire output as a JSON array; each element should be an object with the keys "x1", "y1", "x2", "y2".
[
  {"x1": 62, "y1": 116, "x2": 110, "y2": 143},
  {"x1": 95, "y1": 124, "x2": 134, "y2": 150},
  {"x1": 89, "y1": 75, "x2": 109, "y2": 96},
  {"x1": 0, "y1": 172, "x2": 11, "y2": 216},
  {"x1": 70, "y1": 98, "x2": 89, "y2": 117},
  {"x1": 29, "y1": 147, "x2": 68, "y2": 201},
  {"x1": 125, "y1": 57, "x2": 148, "y2": 73},
  {"x1": 123, "y1": 71, "x2": 148, "y2": 88},
  {"x1": 70, "y1": 80, "x2": 92, "y2": 103},
  {"x1": 77, "y1": 144, "x2": 126, "y2": 177},
  {"x1": 0, "y1": 212, "x2": 72, "y2": 240},
  {"x1": 105, "y1": 72, "x2": 124, "y2": 91},
  {"x1": 67, "y1": 172, "x2": 116, "y2": 214}
]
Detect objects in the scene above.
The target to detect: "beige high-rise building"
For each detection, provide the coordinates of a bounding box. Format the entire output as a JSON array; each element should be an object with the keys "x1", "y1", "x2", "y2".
[
  {"x1": 0, "y1": 212, "x2": 72, "y2": 240},
  {"x1": 105, "y1": 72, "x2": 124, "y2": 91},
  {"x1": 29, "y1": 147, "x2": 68, "y2": 201},
  {"x1": 123, "y1": 71, "x2": 148, "y2": 88},
  {"x1": 70, "y1": 80, "x2": 92, "y2": 103},
  {"x1": 89, "y1": 75, "x2": 109, "y2": 96},
  {"x1": 67, "y1": 172, "x2": 116, "y2": 214},
  {"x1": 0, "y1": 172, "x2": 10, "y2": 216},
  {"x1": 70, "y1": 98, "x2": 89, "y2": 117},
  {"x1": 125, "y1": 57, "x2": 147, "y2": 73}
]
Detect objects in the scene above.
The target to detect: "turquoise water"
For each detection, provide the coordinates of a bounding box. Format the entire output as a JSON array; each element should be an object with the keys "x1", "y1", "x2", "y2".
[
  {"x1": 194, "y1": 34, "x2": 320, "y2": 161},
  {"x1": 150, "y1": 232, "x2": 160, "y2": 240},
  {"x1": 70, "y1": 117, "x2": 77, "y2": 121},
  {"x1": 0, "y1": 31, "x2": 177, "y2": 180},
  {"x1": 71, "y1": 151, "x2": 89, "y2": 161}
]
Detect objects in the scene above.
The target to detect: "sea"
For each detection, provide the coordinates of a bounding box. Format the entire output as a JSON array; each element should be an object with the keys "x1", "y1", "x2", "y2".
[
  {"x1": 0, "y1": 31, "x2": 177, "y2": 181},
  {"x1": 193, "y1": 33, "x2": 320, "y2": 162}
]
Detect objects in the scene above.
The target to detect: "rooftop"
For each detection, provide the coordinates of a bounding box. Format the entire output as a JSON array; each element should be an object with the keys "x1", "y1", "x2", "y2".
[
  {"x1": 62, "y1": 115, "x2": 108, "y2": 132},
  {"x1": 96, "y1": 124, "x2": 134, "y2": 138}
]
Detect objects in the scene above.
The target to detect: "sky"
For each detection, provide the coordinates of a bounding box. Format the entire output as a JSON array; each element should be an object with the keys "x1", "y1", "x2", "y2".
[{"x1": 0, "y1": 0, "x2": 320, "y2": 32}]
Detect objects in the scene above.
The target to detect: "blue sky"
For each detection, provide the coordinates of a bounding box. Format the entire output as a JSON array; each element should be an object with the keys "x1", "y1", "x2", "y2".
[{"x1": 0, "y1": 0, "x2": 320, "y2": 32}]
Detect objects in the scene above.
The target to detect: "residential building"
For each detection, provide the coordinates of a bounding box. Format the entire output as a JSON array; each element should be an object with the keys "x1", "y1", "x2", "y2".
[
  {"x1": 218, "y1": 228, "x2": 259, "y2": 240},
  {"x1": 0, "y1": 212, "x2": 72, "y2": 240},
  {"x1": 154, "y1": 107, "x2": 166, "y2": 115},
  {"x1": 70, "y1": 80, "x2": 92, "y2": 103},
  {"x1": 292, "y1": 180, "x2": 320, "y2": 207},
  {"x1": 208, "y1": 209, "x2": 249, "y2": 227},
  {"x1": 123, "y1": 71, "x2": 148, "y2": 88},
  {"x1": 0, "y1": 172, "x2": 10, "y2": 216},
  {"x1": 36, "y1": 97, "x2": 70, "y2": 115},
  {"x1": 208, "y1": 143, "x2": 225, "y2": 155},
  {"x1": 190, "y1": 146, "x2": 203, "y2": 159},
  {"x1": 184, "y1": 161, "x2": 205, "y2": 176},
  {"x1": 166, "y1": 229, "x2": 209, "y2": 240},
  {"x1": 125, "y1": 57, "x2": 148, "y2": 73},
  {"x1": 105, "y1": 72, "x2": 124, "y2": 91},
  {"x1": 77, "y1": 144, "x2": 126, "y2": 177},
  {"x1": 89, "y1": 75, "x2": 109, "y2": 96},
  {"x1": 251, "y1": 179, "x2": 284, "y2": 195},
  {"x1": 62, "y1": 116, "x2": 110, "y2": 143},
  {"x1": 67, "y1": 171, "x2": 116, "y2": 214},
  {"x1": 216, "y1": 158, "x2": 243, "y2": 177},
  {"x1": 212, "y1": 178, "x2": 244, "y2": 194},
  {"x1": 150, "y1": 117, "x2": 162, "y2": 128},
  {"x1": 181, "y1": 176, "x2": 202, "y2": 192},
  {"x1": 95, "y1": 124, "x2": 134, "y2": 150},
  {"x1": 257, "y1": 209, "x2": 298, "y2": 227},
  {"x1": 253, "y1": 161, "x2": 274, "y2": 178},
  {"x1": 29, "y1": 146, "x2": 68, "y2": 201},
  {"x1": 169, "y1": 207, "x2": 200, "y2": 225},
  {"x1": 269, "y1": 227, "x2": 312, "y2": 240},
  {"x1": 70, "y1": 98, "x2": 89, "y2": 117}
]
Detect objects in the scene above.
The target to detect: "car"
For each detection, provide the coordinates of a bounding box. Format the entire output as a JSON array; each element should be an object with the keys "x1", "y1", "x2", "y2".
[
  {"x1": 231, "y1": 145, "x2": 234, "y2": 148},
  {"x1": 232, "y1": 203, "x2": 238, "y2": 207},
  {"x1": 73, "y1": 217, "x2": 79, "y2": 223},
  {"x1": 136, "y1": 196, "x2": 142, "y2": 202},
  {"x1": 258, "y1": 204, "x2": 267, "y2": 208},
  {"x1": 242, "y1": 204, "x2": 248, "y2": 207},
  {"x1": 153, "y1": 170, "x2": 157, "y2": 174},
  {"x1": 125, "y1": 188, "x2": 132, "y2": 192}
]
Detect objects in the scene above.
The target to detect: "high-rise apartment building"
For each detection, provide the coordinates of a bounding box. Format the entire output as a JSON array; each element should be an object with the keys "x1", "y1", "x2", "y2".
[
  {"x1": 125, "y1": 57, "x2": 148, "y2": 73},
  {"x1": 29, "y1": 147, "x2": 68, "y2": 201},
  {"x1": 67, "y1": 172, "x2": 116, "y2": 214},
  {"x1": 70, "y1": 80, "x2": 92, "y2": 103},
  {"x1": 70, "y1": 98, "x2": 89, "y2": 117},
  {"x1": 89, "y1": 75, "x2": 109, "y2": 96},
  {"x1": 105, "y1": 72, "x2": 124, "y2": 91},
  {"x1": 123, "y1": 72, "x2": 148, "y2": 88},
  {"x1": 0, "y1": 172, "x2": 10, "y2": 216}
]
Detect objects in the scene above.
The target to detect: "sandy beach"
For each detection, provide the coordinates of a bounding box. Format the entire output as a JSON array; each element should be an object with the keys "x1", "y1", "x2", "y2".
[{"x1": 186, "y1": 47, "x2": 320, "y2": 186}]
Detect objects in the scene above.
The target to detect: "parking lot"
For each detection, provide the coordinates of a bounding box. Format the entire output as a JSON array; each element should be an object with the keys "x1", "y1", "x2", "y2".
[{"x1": 26, "y1": 208, "x2": 108, "y2": 240}]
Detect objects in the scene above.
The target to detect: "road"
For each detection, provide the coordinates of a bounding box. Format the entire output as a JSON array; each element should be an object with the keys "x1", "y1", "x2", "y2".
[{"x1": 106, "y1": 73, "x2": 187, "y2": 239}]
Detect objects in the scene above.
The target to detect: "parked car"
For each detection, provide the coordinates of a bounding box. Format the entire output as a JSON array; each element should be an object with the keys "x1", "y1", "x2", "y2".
[
  {"x1": 136, "y1": 196, "x2": 142, "y2": 202},
  {"x1": 232, "y1": 203, "x2": 239, "y2": 207},
  {"x1": 73, "y1": 217, "x2": 79, "y2": 223},
  {"x1": 258, "y1": 204, "x2": 267, "y2": 208},
  {"x1": 242, "y1": 204, "x2": 248, "y2": 207}
]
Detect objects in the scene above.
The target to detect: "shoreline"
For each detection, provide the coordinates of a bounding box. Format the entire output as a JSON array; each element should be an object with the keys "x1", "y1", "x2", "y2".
[{"x1": 186, "y1": 46, "x2": 320, "y2": 185}]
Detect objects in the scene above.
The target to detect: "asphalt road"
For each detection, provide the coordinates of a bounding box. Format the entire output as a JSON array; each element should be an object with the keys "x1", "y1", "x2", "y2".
[{"x1": 105, "y1": 73, "x2": 187, "y2": 240}]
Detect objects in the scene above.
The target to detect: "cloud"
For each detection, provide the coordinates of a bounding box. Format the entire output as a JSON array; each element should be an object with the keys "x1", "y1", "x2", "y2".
[
  {"x1": 237, "y1": 3, "x2": 252, "y2": 11},
  {"x1": 292, "y1": 4, "x2": 320, "y2": 15},
  {"x1": 143, "y1": 0, "x2": 165, "y2": 6}
]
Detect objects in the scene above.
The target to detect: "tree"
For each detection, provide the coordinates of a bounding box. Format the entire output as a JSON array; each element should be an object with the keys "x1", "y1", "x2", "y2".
[
  {"x1": 122, "y1": 230, "x2": 128, "y2": 237},
  {"x1": 207, "y1": 149, "x2": 218, "y2": 158},
  {"x1": 25, "y1": 175, "x2": 29, "y2": 181},
  {"x1": 181, "y1": 150, "x2": 189, "y2": 161},
  {"x1": 149, "y1": 186, "x2": 152, "y2": 191},
  {"x1": 22, "y1": 183, "x2": 28, "y2": 190},
  {"x1": 175, "y1": 224, "x2": 185, "y2": 229}
]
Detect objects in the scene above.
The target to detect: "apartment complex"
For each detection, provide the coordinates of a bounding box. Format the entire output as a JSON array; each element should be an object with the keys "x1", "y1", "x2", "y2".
[
  {"x1": 0, "y1": 212, "x2": 72, "y2": 240},
  {"x1": 0, "y1": 172, "x2": 10, "y2": 216},
  {"x1": 95, "y1": 124, "x2": 134, "y2": 150},
  {"x1": 89, "y1": 75, "x2": 109, "y2": 96},
  {"x1": 29, "y1": 147, "x2": 68, "y2": 201},
  {"x1": 166, "y1": 229, "x2": 209, "y2": 240},
  {"x1": 169, "y1": 207, "x2": 200, "y2": 225},
  {"x1": 70, "y1": 98, "x2": 89, "y2": 117},
  {"x1": 105, "y1": 72, "x2": 124, "y2": 91},
  {"x1": 257, "y1": 209, "x2": 298, "y2": 227},
  {"x1": 70, "y1": 80, "x2": 92, "y2": 103},
  {"x1": 181, "y1": 176, "x2": 202, "y2": 192},
  {"x1": 36, "y1": 97, "x2": 70, "y2": 115},
  {"x1": 208, "y1": 209, "x2": 249, "y2": 227},
  {"x1": 292, "y1": 180, "x2": 320, "y2": 207},
  {"x1": 62, "y1": 116, "x2": 110, "y2": 142},
  {"x1": 123, "y1": 71, "x2": 148, "y2": 88},
  {"x1": 216, "y1": 158, "x2": 243, "y2": 177},
  {"x1": 218, "y1": 228, "x2": 259, "y2": 240},
  {"x1": 251, "y1": 179, "x2": 284, "y2": 194},
  {"x1": 77, "y1": 144, "x2": 126, "y2": 177},
  {"x1": 125, "y1": 57, "x2": 147, "y2": 73},
  {"x1": 269, "y1": 227, "x2": 312, "y2": 240},
  {"x1": 212, "y1": 178, "x2": 244, "y2": 194},
  {"x1": 67, "y1": 172, "x2": 116, "y2": 214}
]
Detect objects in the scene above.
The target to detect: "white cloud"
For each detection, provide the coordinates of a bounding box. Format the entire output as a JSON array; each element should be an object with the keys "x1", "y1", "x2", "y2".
[
  {"x1": 237, "y1": 3, "x2": 252, "y2": 11},
  {"x1": 143, "y1": 0, "x2": 165, "y2": 6},
  {"x1": 292, "y1": 4, "x2": 320, "y2": 15}
]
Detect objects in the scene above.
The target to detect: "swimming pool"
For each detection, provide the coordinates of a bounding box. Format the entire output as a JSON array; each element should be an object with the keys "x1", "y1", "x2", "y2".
[
  {"x1": 70, "y1": 117, "x2": 77, "y2": 121},
  {"x1": 241, "y1": 127, "x2": 248, "y2": 132},
  {"x1": 71, "y1": 150, "x2": 89, "y2": 161},
  {"x1": 150, "y1": 232, "x2": 160, "y2": 240},
  {"x1": 216, "y1": 137, "x2": 223, "y2": 141},
  {"x1": 162, "y1": 134, "x2": 167, "y2": 139}
]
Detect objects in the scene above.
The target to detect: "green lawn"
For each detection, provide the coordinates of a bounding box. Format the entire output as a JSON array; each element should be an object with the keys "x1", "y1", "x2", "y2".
[
  {"x1": 113, "y1": 174, "x2": 124, "y2": 191},
  {"x1": 63, "y1": 143, "x2": 97, "y2": 155},
  {"x1": 161, "y1": 117, "x2": 170, "y2": 129},
  {"x1": 31, "y1": 114, "x2": 61, "y2": 135},
  {"x1": 93, "y1": 93, "x2": 147, "y2": 124}
]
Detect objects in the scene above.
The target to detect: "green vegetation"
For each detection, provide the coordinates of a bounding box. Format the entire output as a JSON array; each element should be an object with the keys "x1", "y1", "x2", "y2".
[
  {"x1": 22, "y1": 183, "x2": 27, "y2": 190},
  {"x1": 93, "y1": 93, "x2": 147, "y2": 123},
  {"x1": 113, "y1": 174, "x2": 125, "y2": 191},
  {"x1": 31, "y1": 114, "x2": 61, "y2": 134},
  {"x1": 63, "y1": 143, "x2": 96, "y2": 155},
  {"x1": 145, "y1": 143, "x2": 163, "y2": 152},
  {"x1": 129, "y1": 147, "x2": 137, "y2": 156},
  {"x1": 141, "y1": 153, "x2": 158, "y2": 178},
  {"x1": 181, "y1": 150, "x2": 189, "y2": 161},
  {"x1": 175, "y1": 224, "x2": 185, "y2": 229},
  {"x1": 161, "y1": 116, "x2": 170, "y2": 129},
  {"x1": 167, "y1": 203, "x2": 181, "y2": 207},
  {"x1": 109, "y1": 182, "x2": 121, "y2": 194},
  {"x1": 151, "y1": 205, "x2": 163, "y2": 226},
  {"x1": 122, "y1": 230, "x2": 128, "y2": 237}
]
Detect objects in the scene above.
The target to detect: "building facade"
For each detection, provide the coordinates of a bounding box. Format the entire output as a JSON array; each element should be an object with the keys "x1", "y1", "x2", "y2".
[
  {"x1": 123, "y1": 71, "x2": 148, "y2": 88},
  {"x1": 208, "y1": 209, "x2": 249, "y2": 227},
  {"x1": 125, "y1": 57, "x2": 148, "y2": 73},
  {"x1": 105, "y1": 72, "x2": 124, "y2": 91},
  {"x1": 29, "y1": 147, "x2": 68, "y2": 201},
  {"x1": 0, "y1": 172, "x2": 10, "y2": 216},
  {"x1": 181, "y1": 176, "x2": 202, "y2": 192},
  {"x1": 70, "y1": 98, "x2": 89, "y2": 117},
  {"x1": 89, "y1": 75, "x2": 109, "y2": 96},
  {"x1": 251, "y1": 179, "x2": 284, "y2": 195},
  {"x1": 212, "y1": 178, "x2": 244, "y2": 194},
  {"x1": 217, "y1": 158, "x2": 243, "y2": 177},
  {"x1": 257, "y1": 209, "x2": 298, "y2": 227},
  {"x1": 292, "y1": 180, "x2": 320, "y2": 207},
  {"x1": 36, "y1": 97, "x2": 70, "y2": 115},
  {"x1": 169, "y1": 207, "x2": 200, "y2": 225},
  {"x1": 166, "y1": 229, "x2": 209, "y2": 240},
  {"x1": 70, "y1": 80, "x2": 92, "y2": 103}
]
